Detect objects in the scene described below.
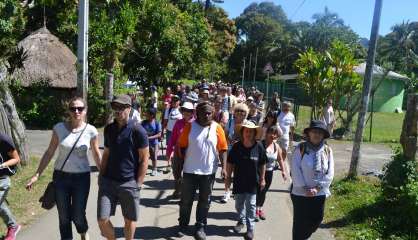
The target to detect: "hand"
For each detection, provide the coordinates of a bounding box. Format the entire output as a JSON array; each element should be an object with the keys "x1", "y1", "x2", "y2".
[
  {"x1": 305, "y1": 187, "x2": 318, "y2": 197},
  {"x1": 26, "y1": 175, "x2": 39, "y2": 191},
  {"x1": 221, "y1": 169, "x2": 227, "y2": 179},
  {"x1": 259, "y1": 178, "x2": 266, "y2": 190},
  {"x1": 281, "y1": 171, "x2": 288, "y2": 181}
]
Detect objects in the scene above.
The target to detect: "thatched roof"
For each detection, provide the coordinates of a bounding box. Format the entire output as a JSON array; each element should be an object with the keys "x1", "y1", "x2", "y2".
[{"x1": 13, "y1": 27, "x2": 77, "y2": 89}]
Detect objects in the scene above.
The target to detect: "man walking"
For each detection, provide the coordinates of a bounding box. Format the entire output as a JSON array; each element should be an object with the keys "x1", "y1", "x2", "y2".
[
  {"x1": 176, "y1": 102, "x2": 228, "y2": 240},
  {"x1": 98, "y1": 95, "x2": 149, "y2": 240}
]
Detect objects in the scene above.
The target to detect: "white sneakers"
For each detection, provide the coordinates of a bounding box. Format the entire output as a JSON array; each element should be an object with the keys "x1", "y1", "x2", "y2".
[{"x1": 221, "y1": 191, "x2": 231, "y2": 203}]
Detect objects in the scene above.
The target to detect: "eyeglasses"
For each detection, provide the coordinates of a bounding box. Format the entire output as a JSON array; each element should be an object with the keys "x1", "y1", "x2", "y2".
[
  {"x1": 69, "y1": 107, "x2": 85, "y2": 112},
  {"x1": 181, "y1": 109, "x2": 194, "y2": 113}
]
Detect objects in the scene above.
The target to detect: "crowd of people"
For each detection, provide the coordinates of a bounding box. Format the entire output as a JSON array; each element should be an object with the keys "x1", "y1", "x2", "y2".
[{"x1": 0, "y1": 80, "x2": 335, "y2": 240}]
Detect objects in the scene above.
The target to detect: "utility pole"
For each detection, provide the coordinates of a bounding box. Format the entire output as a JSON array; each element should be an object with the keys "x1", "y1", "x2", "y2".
[
  {"x1": 77, "y1": 0, "x2": 89, "y2": 101},
  {"x1": 248, "y1": 53, "x2": 252, "y2": 85},
  {"x1": 241, "y1": 57, "x2": 246, "y2": 87},
  {"x1": 253, "y1": 47, "x2": 258, "y2": 86},
  {"x1": 349, "y1": 0, "x2": 383, "y2": 178}
]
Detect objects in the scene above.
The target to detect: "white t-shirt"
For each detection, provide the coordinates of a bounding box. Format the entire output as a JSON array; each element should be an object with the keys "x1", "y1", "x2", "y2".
[
  {"x1": 322, "y1": 106, "x2": 335, "y2": 125},
  {"x1": 164, "y1": 107, "x2": 182, "y2": 131},
  {"x1": 53, "y1": 122, "x2": 98, "y2": 173},
  {"x1": 152, "y1": 91, "x2": 158, "y2": 109},
  {"x1": 277, "y1": 111, "x2": 295, "y2": 140},
  {"x1": 183, "y1": 121, "x2": 219, "y2": 175},
  {"x1": 129, "y1": 109, "x2": 142, "y2": 124}
]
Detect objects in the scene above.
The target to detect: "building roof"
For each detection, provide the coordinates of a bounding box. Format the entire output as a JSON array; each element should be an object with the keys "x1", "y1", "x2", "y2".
[
  {"x1": 353, "y1": 63, "x2": 409, "y2": 82},
  {"x1": 13, "y1": 27, "x2": 77, "y2": 89}
]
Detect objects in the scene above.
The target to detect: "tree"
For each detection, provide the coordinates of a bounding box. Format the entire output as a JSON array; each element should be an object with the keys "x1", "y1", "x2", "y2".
[{"x1": 377, "y1": 21, "x2": 418, "y2": 74}]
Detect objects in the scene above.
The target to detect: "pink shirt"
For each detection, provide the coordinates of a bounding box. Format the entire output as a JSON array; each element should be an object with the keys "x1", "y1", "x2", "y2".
[{"x1": 166, "y1": 117, "x2": 195, "y2": 158}]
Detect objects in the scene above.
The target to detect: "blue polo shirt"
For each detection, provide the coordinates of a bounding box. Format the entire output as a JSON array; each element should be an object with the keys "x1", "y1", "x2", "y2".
[{"x1": 103, "y1": 121, "x2": 149, "y2": 182}]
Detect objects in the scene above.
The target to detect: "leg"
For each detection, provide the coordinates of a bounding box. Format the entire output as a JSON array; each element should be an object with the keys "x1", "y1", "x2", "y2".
[
  {"x1": 150, "y1": 145, "x2": 157, "y2": 175},
  {"x1": 179, "y1": 173, "x2": 198, "y2": 226},
  {"x1": 71, "y1": 173, "x2": 90, "y2": 235},
  {"x1": 234, "y1": 194, "x2": 246, "y2": 224},
  {"x1": 245, "y1": 194, "x2": 257, "y2": 232},
  {"x1": 123, "y1": 218, "x2": 136, "y2": 240},
  {"x1": 256, "y1": 171, "x2": 273, "y2": 208},
  {"x1": 291, "y1": 194, "x2": 311, "y2": 240},
  {"x1": 98, "y1": 218, "x2": 115, "y2": 240},
  {"x1": 53, "y1": 172, "x2": 73, "y2": 240},
  {"x1": 97, "y1": 177, "x2": 117, "y2": 240},
  {"x1": 0, "y1": 177, "x2": 17, "y2": 228},
  {"x1": 306, "y1": 196, "x2": 326, "y2": 237},
  {"x1": 195, "y1": 174, "x2": 215, "y2": 228},
  {"x1": 166, "y1": 131, "x2": 172, "y2": 167},
  {"x1": 118, "y1": 180, "x2": 140, "y2": 239}
]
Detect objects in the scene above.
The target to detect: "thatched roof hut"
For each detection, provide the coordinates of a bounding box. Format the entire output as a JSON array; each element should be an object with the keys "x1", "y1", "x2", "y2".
[{"x1": 13, "y1": 27, "x2": 77, "y2": 89}]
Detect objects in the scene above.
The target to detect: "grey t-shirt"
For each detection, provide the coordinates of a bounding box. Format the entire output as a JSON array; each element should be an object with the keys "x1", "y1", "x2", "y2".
[{"x1": 53, "y1": 122, "x2": 98, "y2": 173}]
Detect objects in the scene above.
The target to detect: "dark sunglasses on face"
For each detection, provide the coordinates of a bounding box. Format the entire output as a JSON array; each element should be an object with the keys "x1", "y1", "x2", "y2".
[
  {"x1": 69, "y1": 107, "x2": 85, "y2": 112},
  {"x1": 111, "y1": 105, "x2": 128, "y2": 112},
  {"x1": 182, "y1": 109, "x2": 194, "y2": 113}
]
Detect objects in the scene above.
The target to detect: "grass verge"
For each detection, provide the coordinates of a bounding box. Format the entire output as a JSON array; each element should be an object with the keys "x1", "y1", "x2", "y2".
[
  {"x1": 295, "y1": 105, "x2": 404, "y2": 143},
  {"x1": 324, "y1": 176, "x2": 417, "y2": 240},
  {"x1": 1, "y1": 157, "x2": 53, "y2": 233}
]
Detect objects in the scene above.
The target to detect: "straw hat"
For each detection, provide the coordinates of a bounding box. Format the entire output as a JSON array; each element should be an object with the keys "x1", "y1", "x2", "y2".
[{"x1": 237, "y1": 121, "x2": 262, "y2": 140}]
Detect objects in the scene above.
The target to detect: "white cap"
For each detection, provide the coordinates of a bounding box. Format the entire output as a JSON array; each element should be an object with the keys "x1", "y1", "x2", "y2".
[
  {"x1": 181, "y1": 102, "x2": 194, "y2": 110},
  {"x1": 247, "y1": 96, "x2": 254, "y2": 101}
]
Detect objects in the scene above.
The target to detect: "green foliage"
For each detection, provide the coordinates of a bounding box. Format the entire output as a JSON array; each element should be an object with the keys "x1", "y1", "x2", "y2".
[
  {"x1": 381, "y1": 148, "x2": 418, "y2": 235},
  {"x1": 294, "y1": 41, "x2": 360, "y2": 120},
  {"x1": 10, "y1": 80, "x2": 66, "y2": 129}
]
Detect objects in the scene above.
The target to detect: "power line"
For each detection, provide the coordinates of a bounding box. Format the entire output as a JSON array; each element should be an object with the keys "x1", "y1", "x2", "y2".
[{"x1": 290, "y1": 0, "x2": 307, "y2": 20}]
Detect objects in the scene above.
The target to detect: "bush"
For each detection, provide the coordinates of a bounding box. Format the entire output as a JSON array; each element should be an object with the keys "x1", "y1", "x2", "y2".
[{"x1": 381, "y1": 147, "x2": 418, "y2": 236}]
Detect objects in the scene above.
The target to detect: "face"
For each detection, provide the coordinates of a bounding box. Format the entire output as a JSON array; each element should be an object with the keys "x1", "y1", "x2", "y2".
[
  {"x1": 242, "y1": 128, "x2": 256, "y2": 141},
  {"x1": 283, "y1": 104, "x2": 291, "y2": 112},
  {"x1": 214, "y1": 101, "x2": 222, "y2": 110},
  {"x1": 234, "y1": 109, "x2": 246, "y2": 122},
  {"x1": 307, "y1": 129, "x2": 325, "y2": 145},
  {"x1": 69, "y1": 100, "x2": 86, "y2": 121},
  {"x1": 181, "y1": 108, "x2": 194, "y2": 120},
  {"x1": 267, "y1": 115, "x2": 274, "y2": 124},
  {"x1": 197, "y1": 106, "x2": 213, "y2": 126},
  {"x1": 166, "y1": 88, "x2": 171, "y2": 94},
  {"x1": 111, "y1": 103, "x2": 131, "y2": 123},
  {"x1": 171, "y1": 99, "x2": 180, "y2": 108},
  {"x1": 266, "y1": 131, "x2": 279, "y2": 142},
  {"x1": 146, "y1": 112, "x2": 155, "y2": 121}
]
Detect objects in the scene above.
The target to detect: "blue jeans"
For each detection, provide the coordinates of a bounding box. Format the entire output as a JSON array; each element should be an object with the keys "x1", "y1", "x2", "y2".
[
  {"x1": 235, "y1": 193, "x2": 256, "y2": 232},
  {"x1": 0, "y1": 176, "x2": 17, "y2": 228},
  {"x1": 179, "y1": 173, "x2": 215, "y2": 229},
  {"x1": 53, "y1": 171, "x2": 90, "y2": 240}
]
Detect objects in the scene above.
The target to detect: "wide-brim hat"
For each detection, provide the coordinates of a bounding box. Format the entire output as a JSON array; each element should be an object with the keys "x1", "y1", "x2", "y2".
[
  {"x1": 181, "y1": 101, "x2": 194, "y2": 110},
  {"x1": 237, "y1": 121, "x2": 262, "y2": 140},
  {"x1": 303, "y1": 120, "x2": 330, "y2": 139}
]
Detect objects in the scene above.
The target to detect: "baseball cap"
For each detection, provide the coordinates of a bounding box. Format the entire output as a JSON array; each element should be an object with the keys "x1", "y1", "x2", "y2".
[{"x1": 111, "y1": 94, "x2": 131, "y2": 106}]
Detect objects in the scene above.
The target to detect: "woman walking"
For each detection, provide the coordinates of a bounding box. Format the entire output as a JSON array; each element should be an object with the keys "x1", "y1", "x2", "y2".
[
  {"x1": 26, "y1": 97, "x2": 101, "y2": 240},
  {"x1": 259, "y1": 110, "x2": 281, "y2": 140},
  {"x1": 225, "y1": 121, "x2": 267, "y2": 240},
  {"x1": 290, "y1": 120, "x2": 334, "y2": 240},
  {"x1": 256, "y1": 125, "x2": 287, "y2": 221}
]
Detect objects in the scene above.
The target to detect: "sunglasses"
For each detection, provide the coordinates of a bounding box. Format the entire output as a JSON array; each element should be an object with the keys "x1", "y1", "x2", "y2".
[
  {"x1": 69, "y1": 107, "x2": 85, "y2": 112},
  {"x1": 111, "y1": 105, "x2": 129, "y2": 112},
  {"x1": 181, "y1": 109, "x2": 194, "y2": 113}
]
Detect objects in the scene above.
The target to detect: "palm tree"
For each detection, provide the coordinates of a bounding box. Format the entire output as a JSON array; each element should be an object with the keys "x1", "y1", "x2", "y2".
[{"x1": 379, "y1": 21, "x2": 418, "y2": 73}]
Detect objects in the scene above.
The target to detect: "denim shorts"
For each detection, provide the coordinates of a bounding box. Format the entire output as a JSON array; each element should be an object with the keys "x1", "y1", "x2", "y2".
[{"x1": 97, "y1": 176, "x2": 140, "y2": 221}]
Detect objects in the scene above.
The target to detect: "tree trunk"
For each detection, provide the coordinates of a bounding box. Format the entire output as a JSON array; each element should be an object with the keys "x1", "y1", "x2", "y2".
[
  {"x1": 400, "y1": 93, "x2": 417, "y2": 160},
  {"x1": 0, "y1": 84, "x2": 29, "y2": 165},
  {"x1": 104, "y1": 73, "x2": 114, "y2": 125}
]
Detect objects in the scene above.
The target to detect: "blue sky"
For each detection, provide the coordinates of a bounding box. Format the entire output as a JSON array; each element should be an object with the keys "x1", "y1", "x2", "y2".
[{"x1": 218, "y1": 0, "x2": 418, "y2": 38}]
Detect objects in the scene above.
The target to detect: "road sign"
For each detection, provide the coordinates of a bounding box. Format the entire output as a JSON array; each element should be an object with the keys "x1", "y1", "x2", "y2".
[{"x1": 263, "y1": 62, "x2": 274, "y2": 74}]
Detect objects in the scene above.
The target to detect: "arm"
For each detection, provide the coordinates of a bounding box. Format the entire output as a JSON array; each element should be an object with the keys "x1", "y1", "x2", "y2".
[
  {"x1": 148, "y1": 132, "x2": 161, "y2": 140},
  {"x1": 290, "y1": 145, "x2": 306, "y2": 188},
  {"x1": 219, "y1": 150, "x2": 227, "y2": 178},
  {"x1": 90, "y1": 136, "x2": 102, "y2": 172},
  {"x1": 225, "y1": 162, "x2": 234, "y2": 189},
  {"x1": 136, "y1": 147, "x2": 149, "y2": 186},
  {"x1": 26, "y1": 130, "x2": 59, "y2": 190},
  {"x1": 166, "y1": 121, "x2": 180, "y2": 159},
  {"x1": 259, "y1": 163, "x2": 266, "y2": 189},
  {"x1": 100, "y1": 148, "x2": 110, "y2": 176},
  {"x1": 216, "y1": 125, "x2": 228, "y2": 177},
  {"x1": 276, "y1": 145, "x2": 287, "y2": 181}
]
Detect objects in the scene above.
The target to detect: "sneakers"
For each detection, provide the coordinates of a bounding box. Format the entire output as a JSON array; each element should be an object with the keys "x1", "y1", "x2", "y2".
[
  {"x1": 259, "y1": 209, "x2": 266, "y2": 220},
  {"x1": 244, "y1": 230, "x2": 254, "y2": 240},
  {"x1": 163, "y1": 166, "x2": 171, "y2": 174},
  {"x1": 151, "y1": 169, "x2": 158, "y2": 176},
  {"x1": 195, "y1": 227, "x2": 206, "y2": 240},
  {"x1": 233, "y1": 222, "x2": 245, "y2": 234},
  {"x1": 255, "y1": 209, "x2": 260, "y2": 222},
  {"x1": 5, "y1": 224, "x2": 21, "y2": 240},
  {"x1": 221, "y1": 191, "x2": 231, "y2": 203}
]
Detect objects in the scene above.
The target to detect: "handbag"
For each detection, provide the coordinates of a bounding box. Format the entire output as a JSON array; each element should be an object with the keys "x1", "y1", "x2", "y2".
[{"x1": 39, "y1": 124, "x2": 87, "y2": 210}]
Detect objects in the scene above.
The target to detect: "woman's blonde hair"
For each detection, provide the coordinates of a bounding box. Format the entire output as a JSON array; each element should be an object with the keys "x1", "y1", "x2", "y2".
[{"x1": 233, "y1": 103, "x2": 249, "y2": 119}]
